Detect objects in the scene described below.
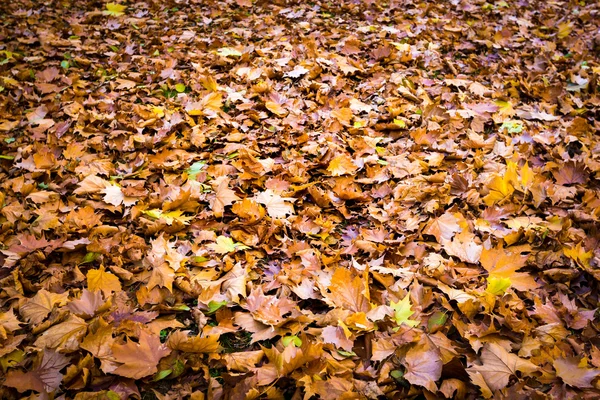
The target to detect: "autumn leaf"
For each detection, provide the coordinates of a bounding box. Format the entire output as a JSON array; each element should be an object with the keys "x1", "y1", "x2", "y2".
[
  {"x1": 402, "y1": 345, "x2": 442, "y2": 392},
  {"x1": 327, "y1": 268, "x2": 370, "y2": 313},
  {"x1": 19, "y1": 289, "x2": 69, "y2": 325},
  {"x1": 210, "y1": 177, "x2": 240, "y2": 217},
  {"x1": 554, "y1": 357, "x2": 600, "y2": 388},
  {"x1": 255, "y1": 189, "x2": 295, "y2": 218},
  {"x1": 480, "y1": 246, "x2": 538, "y2": 291},
  {"x1": 87, "y1": 266, "x2": 122, "y2": 296},
  {"x1": 103, "y1": 3, "x2": 126, "y2": 17},
  {"x1": 468, "y1": 343, "x2": 539, "y2": 393},
  {"x1": 4, "y1": 350, "x2": 69, "y2": 393},
  {"x1": 112, "y1": 331, "x2": 171, "y2": 379},
  {"x1": 167, "y1": 330, "x2": 221, "y2": 353},
  {"x1": 143, "y1": 209, "x2": 194, "y2": 225},
  {"x1": 207, "y1": 235, "x2": 250, "y2": 254},
  {"x1": 483, "y1": 174, "x2": 514, "y2": 206},
  {"x1": 327, "y1": 154, "x2": 358, "y2": 176},
  {"x1": 390, "y1": 293, "x2": 420, "y2": 328},
  {"x1": 34, "y1": 314, "x2": 88, "y2": 351}
]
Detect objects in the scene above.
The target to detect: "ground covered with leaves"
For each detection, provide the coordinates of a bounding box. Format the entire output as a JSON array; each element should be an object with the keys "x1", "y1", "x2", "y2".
[{"x1": 0, "y1": 0, "x2": 599, "y2": 398}]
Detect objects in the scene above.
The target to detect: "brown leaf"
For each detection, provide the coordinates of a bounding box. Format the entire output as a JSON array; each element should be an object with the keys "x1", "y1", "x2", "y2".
[
  {"x1": 403, "y1": 345, "x2": 443, "y2": 392},
  {"x1": 554, "y1": 357, "x2": 600, "y2": 388},
  {"x1": 112, "y1": 331, "x2": 171, "y2": 379},
  {"x1": 19, "y1": 289, "x2": 69, "y2": 325},
  {"x1": 327, "y1": 268, "x2": 370, "y2": 313}
]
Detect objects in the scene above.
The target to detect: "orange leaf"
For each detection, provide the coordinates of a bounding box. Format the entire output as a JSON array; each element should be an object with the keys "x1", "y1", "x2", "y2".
[
  {"x1": 87, "y1": 266, "x2": 122, "y2": 296},
  {"x1": 112, "y1": 331, "x2": 171, "y2": 379}
]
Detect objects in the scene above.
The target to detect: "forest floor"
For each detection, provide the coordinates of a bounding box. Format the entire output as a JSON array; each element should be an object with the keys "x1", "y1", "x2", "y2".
[{"x1": 1, "y1": 0, "x2": 600, "y2": 399}]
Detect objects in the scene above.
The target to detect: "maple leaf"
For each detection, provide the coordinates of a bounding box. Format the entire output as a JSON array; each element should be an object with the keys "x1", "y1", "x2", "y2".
[
  {"x1": 207, "y1": 235, "x2": 250, "y2": 254},
  {"x1": 231, "y1": 198, "x2": 266, "y2": 222},
  {"x1": 403, "y1": 345, "x2": 443, "y2": 392},
  {"x1": 327, "y1": 154, "x2": 358, "y2": 176},
  {"x1": 441, "y1": 230, "x2": 482, "y2": 264},
  {"x1": 554, "y1": 357, "x2": 600, "y2": 388},
  {"x1": 468, "y1": 343, "x2": 539, "y2": 393},
  {"x1": 255, "y1": 189, "x2": 295, "y2": 218},
  {"x1": 19, "y1": 289, "x2": 69, "y2": 325},
  {"x1": 210, "y1": 177, "x2": 240, "y2": 217},
  {"x1": 483, "y1": 174, "x2": 514, "y2": 206},
  {"x1": 103, "y1": 3, "x2": 126, "y2": 16},
  {"x1": 87, "y1": 266, "x2": 122, "y2": 296},
  {"x1": 424, "y1": 212, "x2": 461, "y2": 242},
  {"x1": 563, "y1": 242, "x2": 593, "y2": 268},
  {"x1": 81, "y1": 318, "x2": 116, "y2": 373},
  {"x1": 67, "y1": 289, "x2": 106, "y2": 318},
  {"x1": 390, "y1": 293, "x2": 420, "y2": 328},
  {"x1": 0, "y1": 308, "x2": 22, "y2": 333},
  {"x1": 485, "y1": 276, "x2": 511, "y2": 296},
  {"x1": 4, "y1": 350, "x2": 69, "y2": 393},
  {"x1": 327, "y1": 268, "x2": 370, "y2": 313},
  {"x1": 73, "y1": 175, "x2": 111, "y2": 194},
  {"x1": 101, "y1": 184, "x2": 137, "y2": 207},
  {"x1": 34, "y1": 314, "x2": 88, "y2": 351},
  {"x1": 331, "y1": 107, "x2": 353, "y2": 125},
  {"x1": 167, "y1": 330, "x2": 221, "y2": 353},
  {"x1": 143, "y1": 209, "x2": 194, "y2": 225},
  {"x1": 321, "y1": 325, "x2": 354, "y2": 351},
  {"x1": 480, "y1": 246, "x2": 538, "y2": 291},
  {"x1": 112, "y1": 331, "x2": 171, "y2": 379}
]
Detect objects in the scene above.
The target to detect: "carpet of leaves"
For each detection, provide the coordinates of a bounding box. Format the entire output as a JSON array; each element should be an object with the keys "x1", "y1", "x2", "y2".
[{"x1": 1, "y1": 0, "x2": 600, "y2": 399}]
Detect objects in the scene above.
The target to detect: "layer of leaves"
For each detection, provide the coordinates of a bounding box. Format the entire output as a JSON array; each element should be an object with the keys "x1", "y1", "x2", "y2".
[{"x1": 0, "y1": 0, "x2": 599, "y2": 398}]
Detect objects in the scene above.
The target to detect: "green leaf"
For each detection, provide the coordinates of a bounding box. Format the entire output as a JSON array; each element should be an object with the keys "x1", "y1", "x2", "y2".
[
  {"x1": 80, "y1": 252, "x2": 99, "y2": 264},
  {"x1": 153, "y1": 369, "x2": 172, "y2": 381},
  {"x1": 216, "y1": 47, "x2": 242, "y2": 57},
  {"x1": 500, "y1": 120, "x2": 523, "y2": 134},
  {"x1": 390, "y1": 294, "x2": 420, "y2": 328},
  {"x1": 282, "y1": 335, "x2": 302, "y2": 347},
  {"x1": 393, "y1": 118, "x2": 406, "y2": 128},
  {"x1": 0, "y1": 155, "x2": 15, "y2": 160},
  {"x1": 486, "y1": 276, "x2": 511, "y2": 296},
  {"x1": 191, "y1": 255, "x2": 209, "y2": 263},
  {"x1": 185, "y1": 161, "x2": 205, "y2": 180},
  {"x1": 175, "y1": 83, "x2": 186, "y2": 93},
  {"x1": 207, "y1": 300, "x2": 227, "y2": 314},
  {"x1": 337, "y1": 349, "x2": 357, "y2": 357},
  {"x1": 106, "y1": 391, "x2": 121, "y2": 400},
  {"x1": 390, "y1": 369, "x2": 404, "y2": 382},
  {"x1": 427, "y1": 311, "x2": 448, "y2": 331},
  {"x1": 104, "y1": 3, "x2": 126, "y2": 16},
  {"x1": 60, "y1": 60, "x2": 70, "y2": 69}
]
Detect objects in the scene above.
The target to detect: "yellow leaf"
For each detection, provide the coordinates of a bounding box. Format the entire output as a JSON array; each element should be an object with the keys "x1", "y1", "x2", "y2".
[
  {"x1": 265, "y1": 101, "x2": 288, "y2": 117},
  {"x1": 520, "y1": 161, "x2": 534, "y2": 189},
  {"x1": 104, "y1": 3, "x2": 126, "y2": 16},
  {"x1": 143, "y1": 209, "x2": 193, "y2": 225},
  {"x1": 557, "y1": 22, "x2": 573, "y2": 39},
  {"x1": 483, "y1": 174, "x2": 514, "y2": 206},
  {"x1": 390, "y1": 294, "x2": 419, "y2": 328},
  {"x1": 505, "y1": 161, "x2": 519, "y2": 187},
  {"x1": 486, "y1": 276, "x2": 511, "y2": 296},
  {"x1": 87, "y1": 266, "x2": 122, "y2": 295},
  {"x1": 327, "y1": 154, "x2": 357, "y2": 176},
  {"x1": 563, "y1": 243, "x2": 592, "y2": 268},
  {"x1": 494, "y1": 100, "x2": 515, "y2": 118},
  {"x1": 331, "y1": 107, "x2": 353, "y2": 125}
]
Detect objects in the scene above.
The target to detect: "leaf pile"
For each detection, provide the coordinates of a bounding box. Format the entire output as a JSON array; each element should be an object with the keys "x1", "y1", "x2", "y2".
[{"x1": 1, "y1": 0, "x2": 600, "y2": 398}]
